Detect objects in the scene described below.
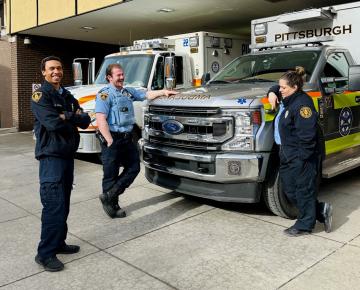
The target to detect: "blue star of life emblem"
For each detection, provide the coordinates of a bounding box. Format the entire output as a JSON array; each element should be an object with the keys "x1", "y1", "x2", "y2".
[
  {"x1": 339, "y1": 107, "x2": 352, "y2": 136},
  {"x1": 237, "y1": 98, "x2": 247, "y2": 104}
]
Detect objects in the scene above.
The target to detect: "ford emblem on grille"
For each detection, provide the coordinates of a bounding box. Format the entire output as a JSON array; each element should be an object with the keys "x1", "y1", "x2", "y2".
[{"x1": 162, "y1": 120, "x2": 184, "y2": 135}]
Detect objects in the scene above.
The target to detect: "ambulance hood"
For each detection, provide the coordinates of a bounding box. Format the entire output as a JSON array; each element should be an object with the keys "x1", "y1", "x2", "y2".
[{"x1": 149, "y1": 82, "x2": 275, "y2": 108}]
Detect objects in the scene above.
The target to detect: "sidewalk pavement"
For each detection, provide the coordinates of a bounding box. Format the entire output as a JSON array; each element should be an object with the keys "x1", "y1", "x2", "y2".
[{"x1": 1, "y1": 132, "x2": 360, "y2": 289}]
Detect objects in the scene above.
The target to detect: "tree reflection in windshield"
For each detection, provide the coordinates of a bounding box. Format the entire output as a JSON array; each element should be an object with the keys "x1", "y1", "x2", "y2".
[{"x1": 211, "y1": 51, "x2": 320, "y2": 83}]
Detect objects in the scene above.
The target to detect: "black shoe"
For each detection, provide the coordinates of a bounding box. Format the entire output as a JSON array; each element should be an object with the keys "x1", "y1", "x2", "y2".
[
  {"x1": 114, "y1": 205, "x2": 127, "y2": 218},
  {"x1": 323, "y1": 202, "x2": 333, "y2": 233},
  {"x1": 284, "y1": 227, "x2": 311, "y2": 237},
  {"x1": 99, "y1": 192, "x2": 117, "y2": 218},
  {"x1": 35, "y1": 255, "x2": 64, "y2": 272},
  {"x1": 57, "y1": 244, "x2": 80, "y2": 254}
]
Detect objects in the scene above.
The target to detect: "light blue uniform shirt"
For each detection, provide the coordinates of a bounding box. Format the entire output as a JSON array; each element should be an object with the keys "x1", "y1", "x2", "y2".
[
  {"x1": 95, "y1": 84, "x2": 146, "y2": 132},
  {"x1": 274, "y1": 102, "x2": 285, "y2": 145}
]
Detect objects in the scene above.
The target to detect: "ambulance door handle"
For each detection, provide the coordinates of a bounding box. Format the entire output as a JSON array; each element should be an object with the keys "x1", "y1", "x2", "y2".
[{"x1": 355, "y1": 96, "x2": 360, "y2": 103}]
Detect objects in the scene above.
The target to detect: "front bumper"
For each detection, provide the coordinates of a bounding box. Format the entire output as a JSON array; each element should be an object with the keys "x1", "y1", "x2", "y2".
[
  {"x1": 77, "y1": 131, "x2": 101, "y2": 154},
  {"x1": 140, "y1": 140, "x2": 270, "y2": 203}
]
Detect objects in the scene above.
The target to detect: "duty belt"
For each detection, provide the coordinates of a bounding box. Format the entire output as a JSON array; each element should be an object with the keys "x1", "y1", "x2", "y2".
[{"x1": 110, "y1": 131, "x2": 132, "y2": 139}]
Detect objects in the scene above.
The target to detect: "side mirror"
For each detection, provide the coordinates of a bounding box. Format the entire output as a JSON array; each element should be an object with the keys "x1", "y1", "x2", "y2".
[
  {"x1": 88, "y1": 57, "x2": 96, "y2": 84},
  {"x1": 348, "y1": 65, "x2": 360, "y2": 91},
  {"x1": 72, "y1": 62, "x2": 83, "y2": 86},
  {"x1": 201, "y1": 73, "x2": 211, "y2": 85},
  {"x1": 320, "y1": 76, "x2": 348, "y2": 94},
  {"x1": 164, "y1": 56, "x2": 176, "y2": 90}
]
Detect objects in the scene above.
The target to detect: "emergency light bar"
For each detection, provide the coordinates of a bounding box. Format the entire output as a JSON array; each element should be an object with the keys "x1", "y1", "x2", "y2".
[
  {"x1": 251, "y1": 35, "x2": 334, "y2": 50},
  {"x1": 132, "y1": 38, "x2": 175, "y2": 50}
]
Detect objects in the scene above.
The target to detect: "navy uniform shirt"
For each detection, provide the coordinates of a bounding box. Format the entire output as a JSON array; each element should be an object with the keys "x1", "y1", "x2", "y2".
[
  {"x1": 31, "y1": 80, "x2": 91, "y2": 160},
  {"x1": 279, "y1": 90, "x2": 318, "y2": 161},
  {"x1": 95, "y1": 84, "x2": 146, "y2": 133}
]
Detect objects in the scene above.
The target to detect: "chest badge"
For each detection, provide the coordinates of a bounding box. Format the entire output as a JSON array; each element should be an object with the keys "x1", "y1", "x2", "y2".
[
  {"x1": 284, "y1": 110, "x2": 289, "y2": 118},
  {"x1": 32, "y1": 92, "x2": 42, "y2": 102},
  {"x1": 300, "y1": 106, "x2": 312, "y2": 119},
  {"x1": 100, "y1": 92, "x2": 108, "y2": 100}
]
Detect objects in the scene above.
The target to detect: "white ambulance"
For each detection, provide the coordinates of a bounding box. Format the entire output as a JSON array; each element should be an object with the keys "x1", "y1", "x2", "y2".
[
  {"x1": 140, "y1": 2, "x2": 360, "y2": 218},
  {"x1": 69, "y1": 31, "x2": 249, "y2": 154}
]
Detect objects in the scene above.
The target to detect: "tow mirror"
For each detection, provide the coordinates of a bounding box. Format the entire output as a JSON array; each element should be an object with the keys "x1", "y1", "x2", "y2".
[
  {"x1": 201, "y1": 73, "x2": 211, "y2": 85},
  {"x1": 348, "y1": 65, "x2": 360, "y2": 91},
  {"x1": 72, "y1": 57, "x2": 96, "y2": 85},
  {"x1": 72, "y1": 62, "x2": 83, "y2": 86},
  {"x1": 164, "y1": 56, "x2": 176, "y2": 90}
]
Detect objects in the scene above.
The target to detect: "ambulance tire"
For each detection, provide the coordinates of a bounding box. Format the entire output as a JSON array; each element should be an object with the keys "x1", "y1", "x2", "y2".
[{"x1": 264, "y1": 168, "x2": 298, "y2": 219}]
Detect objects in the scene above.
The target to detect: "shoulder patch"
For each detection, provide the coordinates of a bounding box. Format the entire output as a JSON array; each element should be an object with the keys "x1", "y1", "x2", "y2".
[
  {"x1": 32, "y1": 92, "x2": 42, "y2": 102},
  {"x1": 299, "y1": 106, "x2": 312, "y2": 119},
  {"x1": 100, "y1": 92, "x2": 108, "y2": 100}
]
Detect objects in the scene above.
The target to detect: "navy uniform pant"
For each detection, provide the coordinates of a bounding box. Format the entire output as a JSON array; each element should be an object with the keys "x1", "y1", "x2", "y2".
[
  {"x1": 279, "y1": 150, "x2": 324, "y2": 231},
  {"x1": 101, "y1": 133, "x2": 140, "y2": 195},
  {"x1": 38, "y1": 157, "x2": 74, "y2": 259}
]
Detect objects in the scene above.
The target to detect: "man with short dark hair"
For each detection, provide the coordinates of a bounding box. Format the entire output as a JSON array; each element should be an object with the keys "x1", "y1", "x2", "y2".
[
  {"x1": 31, "y1": 56, "x2": 90, "y2": 271},
  {"x1": 96, "y1": 63, "x2": 177, "y2": 218}
]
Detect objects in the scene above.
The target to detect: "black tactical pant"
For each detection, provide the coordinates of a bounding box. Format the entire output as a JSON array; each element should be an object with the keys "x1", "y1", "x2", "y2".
[
  {"x1": 279, "y1": 149, "x2": 325, "y2": 231},
  {"x1": 38, "y1": 157, "x2": 73, "y2": 259},
  {"x1": 101, "y1": 132, "x2": 140, "y2": 196}
]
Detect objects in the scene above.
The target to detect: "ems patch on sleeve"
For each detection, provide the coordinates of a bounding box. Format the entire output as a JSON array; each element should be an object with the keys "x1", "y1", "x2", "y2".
[
  {"x1": 300, "y1": 106, "x2": 312, "y2": 118},
  {"x1": 100, "y1": 92, "x2": 108, "y2": 100},
  {"x1": 32, "y1": 92, "x2": 42, "y2": 102}
]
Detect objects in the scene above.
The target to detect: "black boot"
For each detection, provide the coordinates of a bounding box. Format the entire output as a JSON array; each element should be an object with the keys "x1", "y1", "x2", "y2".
[
  {"x1": 99, "y1": 190, "x2": 118, "y2": 218},
  {"x1": 111, "y1": 192, "x2": 126, "y2": 218}
]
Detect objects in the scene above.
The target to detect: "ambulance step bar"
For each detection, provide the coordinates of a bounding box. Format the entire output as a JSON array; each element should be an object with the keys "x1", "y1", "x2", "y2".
[{"x1": 322, "y1": 147, "x2": 360, "y2": 178}]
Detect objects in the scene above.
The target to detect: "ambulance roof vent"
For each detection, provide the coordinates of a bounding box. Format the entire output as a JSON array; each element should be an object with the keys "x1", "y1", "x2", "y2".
[{"x1": 278, "y1": 8, "x2": 335, "y2": 25}]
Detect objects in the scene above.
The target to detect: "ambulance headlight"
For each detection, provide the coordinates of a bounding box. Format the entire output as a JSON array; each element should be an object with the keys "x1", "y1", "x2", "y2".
[
  {"x1": 254, "y1": 23, "x2": 267, "y2": 36},
  {"x1": 221, "y1": 110, "x2": 261, "y2": 151}
]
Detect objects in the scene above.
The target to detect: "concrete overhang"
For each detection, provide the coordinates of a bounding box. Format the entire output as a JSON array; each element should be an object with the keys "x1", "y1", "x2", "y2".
[{"x1": 19, "y1": 0, "x2": 355, "y2": 45}]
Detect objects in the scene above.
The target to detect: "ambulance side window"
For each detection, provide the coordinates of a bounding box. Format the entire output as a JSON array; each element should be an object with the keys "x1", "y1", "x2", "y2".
[{"x1": 322, "y1": 52, "x2": 349, "y2": 89}]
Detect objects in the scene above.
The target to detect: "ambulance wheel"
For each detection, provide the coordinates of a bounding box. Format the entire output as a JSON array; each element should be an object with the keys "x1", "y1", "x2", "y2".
[{"x1": 263, "y1": 168, "x2": 298, "y2": 219}]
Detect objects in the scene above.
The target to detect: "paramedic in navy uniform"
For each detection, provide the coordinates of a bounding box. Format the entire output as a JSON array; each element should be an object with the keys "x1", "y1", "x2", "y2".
[
  {"x1": 267, "y1": 66, "x2": 333, "y2": 237},
  {"x1": 31, "y1": 56, "x2": 91, "y2": 271},
  {"x1": 95, "y1": 63, "x2": 178, "y2": 218}
]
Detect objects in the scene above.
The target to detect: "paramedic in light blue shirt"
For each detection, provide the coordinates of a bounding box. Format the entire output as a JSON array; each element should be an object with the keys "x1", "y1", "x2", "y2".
[
  {"x1": 95, "y1": 63, "x2": 178, "y2": 219},
  {"x1": 268, "y1": 85, "x2": 283, "y2": 145}
]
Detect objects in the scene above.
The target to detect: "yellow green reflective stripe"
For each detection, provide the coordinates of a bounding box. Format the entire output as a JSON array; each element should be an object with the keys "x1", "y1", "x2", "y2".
[
  {"x1": 263, "y1": 103, "x2": 276, "y2": 122},
  {"x1": 325, "y1": 132, "x2": 360, "y2": 155},
  {"x1": 333, "y1": 91, "x2": 360, "y2": 109},
  {"x1": 312, "y1": 96, "x2": 320, "y2": 112}
]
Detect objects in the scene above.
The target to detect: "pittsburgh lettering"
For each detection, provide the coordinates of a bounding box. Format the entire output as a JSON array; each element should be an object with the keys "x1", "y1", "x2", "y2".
[{"x1": 274, "y1": 24, "x2": 352, "y2": 41}]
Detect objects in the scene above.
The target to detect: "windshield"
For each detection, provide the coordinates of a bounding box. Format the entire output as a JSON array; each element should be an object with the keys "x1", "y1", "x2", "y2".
[
  {"x1": 211, "y1": 51, "x2": 320, "y2": 83},
  {"x1": 94, "y1": 55, "x2": 155, "y2": 87}
]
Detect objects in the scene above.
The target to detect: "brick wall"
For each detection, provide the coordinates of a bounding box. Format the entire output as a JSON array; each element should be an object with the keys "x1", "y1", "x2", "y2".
[
  {"x1": 11, "y1": 35, "x2": 117, "y2": 131},
  {"x1": 0, "y1": 40, "x2": 12, "y2": 128}
]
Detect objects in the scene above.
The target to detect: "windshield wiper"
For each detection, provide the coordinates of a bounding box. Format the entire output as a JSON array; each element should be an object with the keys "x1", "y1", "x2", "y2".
[
  {"x1": 208, "y1": 80, "x2": 231, "y2": 84},
  {"x1": 238, "y1": 78, "x2": 273, "y2": 83}
]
